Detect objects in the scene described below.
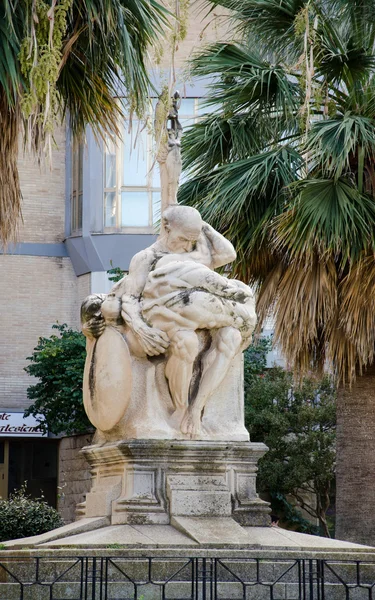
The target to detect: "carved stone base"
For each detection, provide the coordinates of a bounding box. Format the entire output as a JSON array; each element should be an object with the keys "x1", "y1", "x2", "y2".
[{"x1": 80, "y1": 440, "x2": 271, "y2": 527}]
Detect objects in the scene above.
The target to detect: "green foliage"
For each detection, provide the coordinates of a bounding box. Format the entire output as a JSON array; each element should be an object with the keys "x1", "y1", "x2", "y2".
[
  {"x1": 0, "y1": 0, "x2": 169, "y2": 247},
  {"x1": 179, "y1": 0, "x2": 375, "y2": 381},
  {"x1": 0, "y1": 485, "x2": 63, "y2": 542},
  {"x1": 270, "y1": 492, "x2": 320, "y2": 535},
  {"x1": 19, "y1": 0, "x2": 73, "y2": 134},
  {"x1": 24, "y1": 323, "x2": 91, "y2": 435},
  {"x1": 13, "y1": 0, "x2": 169, "y2": 138},
  {"x1": 244, "y1": 336, "x2": 272, "y2": 385},
  {"x1": 244, "y1": 340, "x2": 336, "y2": 536},
  {"x1": 276, "y1": 177, "x2": 375, "y2": 265},
  {"x1": 107, "y1": 265, "x2": 125, "y2": 283}
]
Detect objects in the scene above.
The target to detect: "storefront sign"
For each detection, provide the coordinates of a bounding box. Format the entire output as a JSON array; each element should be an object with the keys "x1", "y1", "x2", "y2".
[{"x1": 0, "y1": 412, "x2": 45, "y2": 436}]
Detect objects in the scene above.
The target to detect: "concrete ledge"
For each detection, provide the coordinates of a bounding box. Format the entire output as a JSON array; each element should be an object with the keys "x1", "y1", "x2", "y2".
[
  {"x1": 2, "y1": 520, "x2": 373, "y2": 554},
  {"x1": 171, "y1": 517, "x2": 252, "y2": 546},
  {"x1": 2, "y1": 517, "x2": 109, "y2": 549}
]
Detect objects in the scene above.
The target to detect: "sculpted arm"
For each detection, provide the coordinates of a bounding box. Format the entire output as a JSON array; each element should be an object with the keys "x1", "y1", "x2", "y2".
[
  {"x1": 201, "y1": 222, "x2": 236, "y2": 269},
  {"x1": 121, "y1": 250, "x2": 169, "y2": 355}
]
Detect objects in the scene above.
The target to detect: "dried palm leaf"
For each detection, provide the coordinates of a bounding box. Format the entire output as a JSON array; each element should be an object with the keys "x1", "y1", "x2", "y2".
[
  {"x1": 339, "y1": 254, "x2": 375, "y2": 370},
  {"x1": 0, "y1": 94, "x2": 21, "y2": 247},
  {"x1": 269, "y1": 256, "x2": 337, "y2": 374}
]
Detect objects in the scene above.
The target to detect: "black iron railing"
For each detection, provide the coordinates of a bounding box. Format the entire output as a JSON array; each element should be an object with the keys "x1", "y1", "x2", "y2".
[{"x1": 0, "y1": 556, "x2": 374, "y2": 599}]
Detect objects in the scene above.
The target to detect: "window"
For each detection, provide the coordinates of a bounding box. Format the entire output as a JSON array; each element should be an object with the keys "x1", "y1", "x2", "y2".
[
  {"x1": 103, "y1": 98, "x2": 203, "y2": 230},
  {"x1": 71, "y1": 140, "x2": 83, "y2": 233}
]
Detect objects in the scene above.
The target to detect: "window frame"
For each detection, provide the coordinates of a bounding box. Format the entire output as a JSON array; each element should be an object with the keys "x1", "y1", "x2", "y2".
[
  {"x1": 70, "y1": 140, "x2": 83, "y2": 234},
  {"x1": 103, "y1": 98, "x2": 202, "y2": 232}
]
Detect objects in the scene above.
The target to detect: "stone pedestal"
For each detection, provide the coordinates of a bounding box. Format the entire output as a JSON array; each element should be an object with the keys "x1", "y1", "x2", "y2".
[{"x1": 80, "y1": 440, "x2": 270, "y2": 527}]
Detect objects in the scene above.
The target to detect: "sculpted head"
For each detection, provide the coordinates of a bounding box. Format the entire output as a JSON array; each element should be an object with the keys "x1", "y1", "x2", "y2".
[
  {"x1": 81, "y1": 294, "x2": 105, "y2": 322},
  {"x1": 162, "y1": 205, "x2": 202, "y2": 253}
]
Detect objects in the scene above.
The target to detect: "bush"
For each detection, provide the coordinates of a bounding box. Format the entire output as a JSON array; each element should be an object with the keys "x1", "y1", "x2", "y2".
[
  {"x1": 0, "y1": 486, "x2": 63, "y2": 541},
  {"x1": 244, "y1": 338, "x2": 336, "y2": 537},
  {"x1": 24, "y1": 323, "x2": 91, "y2": 435}
]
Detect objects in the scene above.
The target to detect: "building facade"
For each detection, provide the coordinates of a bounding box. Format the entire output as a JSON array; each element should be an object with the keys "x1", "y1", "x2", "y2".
[{"x1": 0, "y1": 3, "x2": 229, "y2": 517}]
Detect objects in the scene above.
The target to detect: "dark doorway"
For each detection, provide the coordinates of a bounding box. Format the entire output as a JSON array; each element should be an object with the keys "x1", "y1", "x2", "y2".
[{"x1": 8, "y1": 439, "x2": 58, "y2": 507}]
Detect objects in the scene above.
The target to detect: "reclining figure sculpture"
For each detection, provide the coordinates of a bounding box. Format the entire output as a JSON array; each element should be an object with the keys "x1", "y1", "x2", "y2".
[{"x1": 81, "y1": 204, "x2": 256, "y2": 441}]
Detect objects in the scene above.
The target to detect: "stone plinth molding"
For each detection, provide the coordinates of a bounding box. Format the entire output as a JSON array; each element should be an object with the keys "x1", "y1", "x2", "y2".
[{"x1": 80, "y1": 440, "x2": 270, "y2": 526}]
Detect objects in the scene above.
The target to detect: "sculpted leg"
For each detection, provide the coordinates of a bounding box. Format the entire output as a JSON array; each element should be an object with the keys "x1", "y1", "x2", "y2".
[
  {"x1": 180, "y1": 327, "x2": 242, "y2": 436},
  {"x1": 165, "y1": 330, "x2": 199, "y2": 412}
]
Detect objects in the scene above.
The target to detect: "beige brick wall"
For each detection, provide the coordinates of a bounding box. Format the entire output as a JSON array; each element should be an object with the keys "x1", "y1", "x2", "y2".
[
  {"x1": 0, "y1": 115, "x2": 92, "y2": 412},
  {"x1": 17, "y1": 127, "x2": 66, "y2": 243},
  {"x1": 58, "y1": 433, "x2": 93, "y2": 524},
  {"x1": 77, "y1": 273, "x2": 91, "y2": 305},
  {"x1": 0, "y1": 255, "x2": 81, "y2": 410},
  {"x1": 155, "y1": 1, "x2": 231, "y2": 70}
]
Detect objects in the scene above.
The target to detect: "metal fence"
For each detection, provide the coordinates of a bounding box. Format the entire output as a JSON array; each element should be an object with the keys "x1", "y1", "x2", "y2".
[{"x1": 0, "y1": 556, "x2": 374, "y2": 599}]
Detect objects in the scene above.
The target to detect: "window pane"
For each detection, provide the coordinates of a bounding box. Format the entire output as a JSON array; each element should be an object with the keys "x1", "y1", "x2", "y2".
[
  {"x1": 71, "y1": 193, "x2": 76, "y2": 231},
  {"x1": 121, "y1": 191, "x2": 149, "y2": 226},
  {"x1": 71, "y1": 193, "x2": 82, "y2": 232},
  {"x1": 197, "y1": 100, "x2": 221, "y2": 116},
  {"x1": 179, "y1": 98, "x2": 195, "y2": 117},
  {"x1": 78, "y1": 144, "x2": 83, "y2": 193},
  {"x1": 151, "y1": 162, "x2": 160, "y2": 188},
  {"x1": 180, "y1": 117, "x2": 195, "y2": 133},
  {"x1": 105, "y1": 192, "x2": 117, "y2": 227},
  {"x1": 122, "y1": 123, "x2": 148, "y2": 186},
  {"x1": 71, "y1": 140, "x2": 83, "y2": 232},
  {"x1": 152, "y1": 191, "x2": 161, "y2": 225},
  {"x1": 104, "y1": 139, "x2": 116, "y2": 188},
  {"x1": 72, "y1": 152, "x2": 77, "y2": 195},
  {"x1": 77, "y1": 193, "x2": 83, "y2": 230}
]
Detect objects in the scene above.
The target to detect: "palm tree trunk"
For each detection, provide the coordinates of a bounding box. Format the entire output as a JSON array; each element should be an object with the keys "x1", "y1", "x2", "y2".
[
  {"x1": 336, "y1": 364, "x2": 375, "y2": 545},
  {"x1": 0, "y1": 93, "x2": 22, "y2": 246}
]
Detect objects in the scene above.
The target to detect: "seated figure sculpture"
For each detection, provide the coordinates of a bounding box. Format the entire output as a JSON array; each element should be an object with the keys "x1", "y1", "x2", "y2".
[{"x1": 81, "y1": 205, "x2": 256, "y2": 437}]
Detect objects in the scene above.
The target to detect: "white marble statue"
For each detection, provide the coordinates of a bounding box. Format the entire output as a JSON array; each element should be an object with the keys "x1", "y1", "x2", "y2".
[
  {"x1": 155, "y1": 91, "x2": 183, "y2": 212},
  {"x1": 81, "y1": 205, "x2": 256, "y2": 440}
]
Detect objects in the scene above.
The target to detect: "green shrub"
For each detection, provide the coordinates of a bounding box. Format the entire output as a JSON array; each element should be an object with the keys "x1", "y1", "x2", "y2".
[
  {"x1": 244, "y1": 338, "x2": 336, "y2": 537},
  {"x1": 24, "y1": 323, "x2": 91, "y2": 435},
  {"x1": 0, "y1": 486, "x2": 63, "y2": 541}
]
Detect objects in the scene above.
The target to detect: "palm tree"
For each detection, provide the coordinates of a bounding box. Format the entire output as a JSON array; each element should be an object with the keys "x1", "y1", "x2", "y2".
[
  {"x1": 179, "y1": 0, "x2": 375, "y2": 543},
  {"x1": 0, "y1": 0, "x2": 168, "y2": 245}
]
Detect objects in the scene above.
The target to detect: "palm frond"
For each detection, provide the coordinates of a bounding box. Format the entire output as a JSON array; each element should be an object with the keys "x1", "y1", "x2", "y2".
[
  {"x1": 60, "y1": 0, "x2": 169, "y2": 137},
  {"x1": 316, "y1": 24, "x2": 375, "y2": 88},
  {"x1": 57, "y1": 49, "x2": 122, "y2": 140},
  {"x1": 210, "y1": 146, "x2": 302, "y2": 220},
  {"x1": 181, "y1": 112, "x2": 277, "y2": 178},
  {"x1": 182, "y1": 146, "x2": 302, "y2": 227},
  {"x1": 0, "y1": 0, "x2": 24, "y2": 107},
  {"x1": 204, "y1": 0, "x2": 307, "y2": 60},
  {"x1": 258, "y1": 256, "x2": 338, "y2": 374},
  {"x1": 305, "y1": 115, "x2": 375, "y2": 185},
  {"x1": 180, "y1": 0, "x2": 375, "y2": 384},
  {"x1": 339, "y1": 255, "x2": 375, "y2": 370},
  {"x1": 181, "y1": 145, "x2": 303, "y2": 282},
  {"x1": 274, "y1": 178, "x2": 375, "y2": 266},
  {"x1": 329, "y1": 0, "x2": 375, "y2": 51},
  {"x1": 189, "y1": 43, "x2": 300, "y2": 121},
  {"x1": 0, "y1": 0, "x2": 169, "y2": 245}
]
